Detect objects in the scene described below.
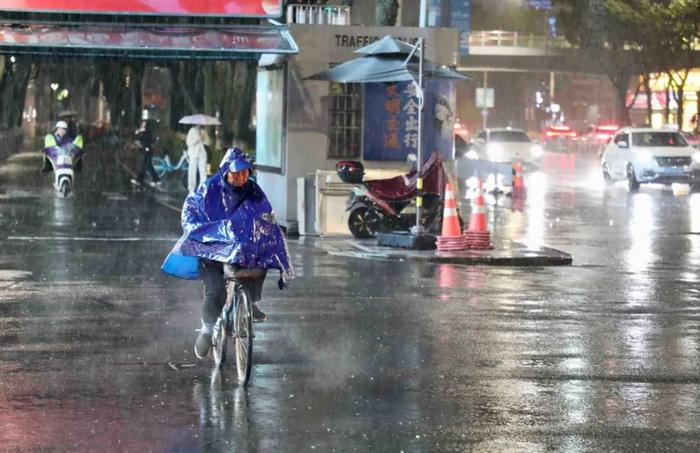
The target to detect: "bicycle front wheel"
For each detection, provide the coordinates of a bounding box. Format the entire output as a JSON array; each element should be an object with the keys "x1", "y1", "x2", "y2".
[
  {"x1": 211, "y1": 316, "x2": 228, "y2": 368},
  {"x1": 234, "y1": 288, "x2": 254, "y2": 386}
]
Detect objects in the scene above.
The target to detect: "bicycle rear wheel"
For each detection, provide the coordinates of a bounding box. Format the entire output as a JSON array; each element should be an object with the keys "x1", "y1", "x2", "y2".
[{"x1": 234, "y1": 287, "x2": 253, "y2": 386}]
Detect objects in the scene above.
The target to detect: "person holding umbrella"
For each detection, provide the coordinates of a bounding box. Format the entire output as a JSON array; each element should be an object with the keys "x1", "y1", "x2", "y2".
[
  {"x1": 181, "y1": 114, "x2": 220, "y2": 192},
  {"x1": 186, "y1": 125, "x2": 207, "y2": 192}
]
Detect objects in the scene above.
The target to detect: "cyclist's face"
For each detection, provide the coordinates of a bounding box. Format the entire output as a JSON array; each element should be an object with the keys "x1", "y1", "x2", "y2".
[{"x1": 227, "y1": 169, "x2": 249, "y2": 187}]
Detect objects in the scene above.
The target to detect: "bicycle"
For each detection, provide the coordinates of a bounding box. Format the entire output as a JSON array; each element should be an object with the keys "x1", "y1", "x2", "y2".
[
  {"x1": 151, "y1": 152, "x2": 189, "y2": 189},
  {"x1": 152, "y1": 152, "x2": 189, "y2": 178},
  {"x1": 211, "y1": 265, "x2": 267, "y2": 386}
]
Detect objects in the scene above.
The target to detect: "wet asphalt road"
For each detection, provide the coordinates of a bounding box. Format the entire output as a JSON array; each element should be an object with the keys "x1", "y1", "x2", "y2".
[{"x1": 1, "y1": 148, "x2": 699, "y2": 452}]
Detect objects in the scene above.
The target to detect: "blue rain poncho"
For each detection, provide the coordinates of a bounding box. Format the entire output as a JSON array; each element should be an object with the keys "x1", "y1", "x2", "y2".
[{"x1": 163, "y1": 148, "x2": 293, "y2": 284}]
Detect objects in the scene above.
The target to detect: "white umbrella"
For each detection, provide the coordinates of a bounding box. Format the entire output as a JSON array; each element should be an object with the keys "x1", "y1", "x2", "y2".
[{"x1": 178, "y1": 114, "x2": 221, "y2": 126}]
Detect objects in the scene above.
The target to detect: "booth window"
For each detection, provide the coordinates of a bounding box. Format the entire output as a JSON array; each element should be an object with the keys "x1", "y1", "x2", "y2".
[
  {"x1": 328, "y1": 81, "x2": 362, "y2": 159},
  {"x1": 255, "y1": 68, "x2": 285, "y2": 172}
]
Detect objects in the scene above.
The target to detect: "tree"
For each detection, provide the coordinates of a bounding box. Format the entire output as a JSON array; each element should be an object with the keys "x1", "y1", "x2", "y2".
[
  {"x1": 555, "y1": 0, "x2": 700, "y2": 127},
  {"x1": 0, "y1": 55, "x2": 33, "y2": 129},
  {"x1": 554, "y1": 0, "x2": 645, "y2": 125},
  {"x1": 657, "y1": 1, "x2": 700, "y2": 128}
]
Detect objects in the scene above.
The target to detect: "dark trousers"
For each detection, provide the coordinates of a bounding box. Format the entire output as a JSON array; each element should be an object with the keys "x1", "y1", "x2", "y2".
[
  {"x1": 200, "y1": 260, "x2": 265, "y2": 325},
  {"x1": 137, "y1": 149, "x2": 160, "y2": 183}
]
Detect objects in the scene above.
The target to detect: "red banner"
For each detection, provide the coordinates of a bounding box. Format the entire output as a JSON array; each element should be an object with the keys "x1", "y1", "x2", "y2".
[
  {"x1": 0, "y1": 24, "x2": 297, "y2": 54},
  {"x1": 1, "y1": 0, "x2": 281, "y2": 17}
]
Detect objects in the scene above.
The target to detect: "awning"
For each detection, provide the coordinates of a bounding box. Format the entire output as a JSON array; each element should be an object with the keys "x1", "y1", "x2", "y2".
[{"x1": 0, "y1": 23, "x2": 299, "y2": 59}]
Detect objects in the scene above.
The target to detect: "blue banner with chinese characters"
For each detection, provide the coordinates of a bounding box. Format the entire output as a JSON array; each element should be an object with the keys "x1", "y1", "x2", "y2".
[
  {"x1": 363, "y1": 82, "x2": 419, "y2": 161},
  {"x1": 363, "y1": 81, "x2": 455, "y2": 162}
]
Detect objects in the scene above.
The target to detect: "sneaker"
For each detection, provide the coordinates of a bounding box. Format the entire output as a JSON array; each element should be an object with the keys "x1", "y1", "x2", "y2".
[
  {"x1": 194, "y1": 329, "x2": 213, "y2": 360},
  {"x1": 252, "y1": 303, "x2": 266, "y2": 322},
  {"x1": 130, "y1": 178, "x2": 141, "y2": 186},
  {"x1": 149, "y1": 181, "x2": 162, "y2": 187}
]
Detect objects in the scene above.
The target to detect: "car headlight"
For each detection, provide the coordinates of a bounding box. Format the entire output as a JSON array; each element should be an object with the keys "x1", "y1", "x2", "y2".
[
  {"x1": 465, "y1": 150, "x2": 480, "y2": 160},
  {"x1": 692, "y1": 152, "x2": 700, "y2": 164},
  {"x1": 530, "y1": 144, "x2": 544, "y2": 158}
]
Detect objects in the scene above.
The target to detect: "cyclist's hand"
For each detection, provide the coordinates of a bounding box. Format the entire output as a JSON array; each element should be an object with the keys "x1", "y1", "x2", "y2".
[{"x1": 277, "y1": 276, "x2": 288, "y2": 290}]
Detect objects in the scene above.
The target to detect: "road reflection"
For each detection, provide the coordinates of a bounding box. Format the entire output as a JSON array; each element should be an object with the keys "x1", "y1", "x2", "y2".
[
  {"x1": 521, "y1": 171, "x2": 547, "y2": 248},
  {"x1": 52, "y1": 195, "x2": 74, "y2": 227},
  {"x1": 625, "y1": 193, "x2": 654, "y2": 274},
  {"x1": 192, "y1": 369, "x2": 261, "y2": 451}
]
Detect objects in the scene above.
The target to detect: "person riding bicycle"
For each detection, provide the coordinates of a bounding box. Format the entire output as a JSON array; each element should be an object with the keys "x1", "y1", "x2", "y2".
[
  {"x1": 131, "y1": 119, "x2": 161, "y2": 186},
  {"x1": 162, "y1": 147, "x2": 293, "y2": 360}
]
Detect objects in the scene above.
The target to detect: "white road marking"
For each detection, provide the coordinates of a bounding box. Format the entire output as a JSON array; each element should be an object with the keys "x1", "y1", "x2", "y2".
[{"x1": 6, "y1": 236, "x2": 178, "y2": 242}]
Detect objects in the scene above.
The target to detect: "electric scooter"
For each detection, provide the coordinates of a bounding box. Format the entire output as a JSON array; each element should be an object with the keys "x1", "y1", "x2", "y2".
[
  {"x1": 43, "y1": 138, "x2": 83, "y2": 197},
  {"x1": 337, "y1": 151, "x2": 455, "y2": 238}
]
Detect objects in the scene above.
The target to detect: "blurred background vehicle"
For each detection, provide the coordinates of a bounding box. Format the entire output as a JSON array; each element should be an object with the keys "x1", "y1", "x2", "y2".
[
  {"x1": 464, "y1": 127, "x2": 543, "y2": 164},
  {"x1": 542, "y1": 124, "x2": 578, "y2": 152},
  {"x1": 454, "y1": 120, "x2": 470, "y2": 156},
  {"x1": 578, "y1": 123, "x2": 619, "y2": 154}
]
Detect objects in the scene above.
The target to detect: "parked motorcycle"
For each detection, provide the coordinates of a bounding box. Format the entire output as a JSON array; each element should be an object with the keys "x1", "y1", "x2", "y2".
[
  {"x1": 337, "y1": 151, "x2": 455, "y2": 239},
  {"x1": 42, "y1": 133, "x2": 83, "y2": 197}
]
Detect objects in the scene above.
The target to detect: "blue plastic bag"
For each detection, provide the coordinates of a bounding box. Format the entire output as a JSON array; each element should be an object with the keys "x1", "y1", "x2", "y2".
[{"x1": 161, "y1": 251, "x2": 200, "y2": 280}]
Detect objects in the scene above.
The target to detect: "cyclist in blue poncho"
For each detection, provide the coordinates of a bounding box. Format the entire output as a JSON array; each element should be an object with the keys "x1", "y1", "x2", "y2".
[{"x1": 163, "y1": 147, "x2": 293, "y2": 359}]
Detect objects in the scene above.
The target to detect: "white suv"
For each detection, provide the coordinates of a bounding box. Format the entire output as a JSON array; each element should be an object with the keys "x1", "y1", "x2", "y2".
[{"x1": 601, "y1": 128, "x2": 700, "y2": 191}]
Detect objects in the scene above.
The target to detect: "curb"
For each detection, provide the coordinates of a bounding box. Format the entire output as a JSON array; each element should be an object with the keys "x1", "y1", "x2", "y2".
[
  {"x1": 313, "y1": 239, "x2": 573, "y2": 267},
  {"x1": 383, "y1": 248, "x2": 572, "y2": 266}
]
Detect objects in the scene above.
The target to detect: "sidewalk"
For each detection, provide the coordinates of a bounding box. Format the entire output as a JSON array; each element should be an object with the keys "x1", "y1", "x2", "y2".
[{"x1": 117, "y1": 151, "x2": 572, "y2": 266}]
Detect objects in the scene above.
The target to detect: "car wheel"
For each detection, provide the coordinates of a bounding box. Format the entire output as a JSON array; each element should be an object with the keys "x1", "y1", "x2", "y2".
[
  {"x1": 602, "y1": 164, "x2": 614, "y2": 186},
  {"x1": 627, "y1": 164, "x2": 640, "y2": 192}
]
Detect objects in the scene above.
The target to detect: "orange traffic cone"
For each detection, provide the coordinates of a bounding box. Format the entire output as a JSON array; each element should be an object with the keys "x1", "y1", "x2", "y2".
[
  {"x1": 436, "y1": 182, "x2": 468, "y2": 252},
  {"x1": 464, "y1": 179, "x2": 493, "y2": 250},
  {"x1": 512, "y1": 160, "x2": 525, "y2": 192}
]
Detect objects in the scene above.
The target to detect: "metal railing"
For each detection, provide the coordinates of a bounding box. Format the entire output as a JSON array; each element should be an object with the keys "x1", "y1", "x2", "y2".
[
  {"x1": 286, "y1": 4, "x2": 351, "y2": 25},
  {"x1": 469, "y1": 30, "x2": 565, "y2": 48}
]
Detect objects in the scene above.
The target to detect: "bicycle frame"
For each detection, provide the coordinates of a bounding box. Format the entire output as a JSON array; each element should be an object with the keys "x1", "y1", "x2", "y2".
[{"x1": 164, "y1": 153, "x2": 189, "y2": 171}]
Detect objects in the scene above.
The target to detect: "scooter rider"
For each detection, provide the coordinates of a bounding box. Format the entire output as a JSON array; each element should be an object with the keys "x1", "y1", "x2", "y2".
[{"x1": 42, "y1": 120, "x2": 83, "y2": 173}]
